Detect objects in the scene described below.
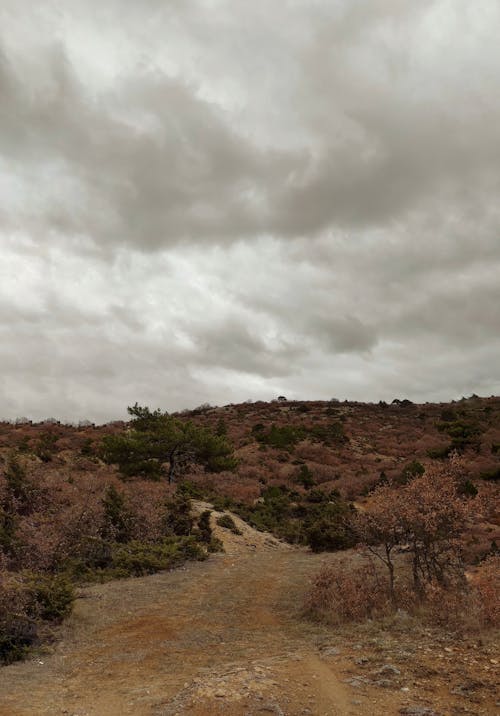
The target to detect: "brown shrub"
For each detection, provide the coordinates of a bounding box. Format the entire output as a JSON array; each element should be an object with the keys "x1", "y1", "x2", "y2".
[
  {"x1": 303, "y1": 557, "x2": 393, "y2": 624},
  {"x1": 0, "y1": 572, "x2": 37, "y2": 663},
  {"x1": 421, "y1": 577, "x2": 482, "y2": 631},
  {"x1": 469, "y1": 554, "x2": 500, "y2": 627},
  {"x1": 305, "y1": 554, "x2": 500, "y2": 632}
]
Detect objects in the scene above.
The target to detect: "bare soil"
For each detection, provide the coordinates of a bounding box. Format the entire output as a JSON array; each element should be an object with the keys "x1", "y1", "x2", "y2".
[{"x1": 0, "y1": 511, "x2": 498, "y2": 716}]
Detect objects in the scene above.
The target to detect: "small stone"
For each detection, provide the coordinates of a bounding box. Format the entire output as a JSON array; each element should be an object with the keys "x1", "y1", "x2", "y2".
[
  {"x1": 374, "y1": 679, "x2": 393, "y2": 688},
  {"x1": 345, "y1": 677, "x2": 370, "y2": 688},
  {"x1": 378, "y1": 664, "x2": 401, "y2": 676}
]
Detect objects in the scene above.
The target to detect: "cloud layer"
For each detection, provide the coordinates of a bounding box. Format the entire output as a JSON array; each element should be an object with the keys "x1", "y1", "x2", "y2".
[{"x1": 1, "y1": 0, "x2": 499, "y2": 421}]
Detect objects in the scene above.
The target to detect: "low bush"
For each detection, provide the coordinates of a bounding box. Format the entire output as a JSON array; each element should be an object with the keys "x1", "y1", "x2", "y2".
[
  {"x1": 397, "y1": 460, "x2": 425, "y2": 485},
  {"x1": 308, "y1": 421, "x2": 347, "y2": 446},
  {"x1": 427, "y1": 445, "x2": 452, "y2": 460},
  {"x1": 305, "y1": 461, "x2": 498, "y2": 632},
  {"x1": 305, "y1": 511, "x2": 356, "y2": 553},
  {"x1": 254, "y1": 424, "x2": 305, "y2": 450},
  {"x1": 470, "y1": 554, "x2": 500, "y2": 627},
  {"x1": 304, "y1": 556, "x2": 500, "y2": 632},
  {"x1": 435, "y1": 420, "x2": 482, "y2": 453},
  {"x1": 295, "y1": 464, "x2": 315, "y2": 489},
  {"x1": 0, "y1": 575, "x2": 37, "y2": 664},
  {"x1": 24, "y1": 572, "x2": 74, "y2": 622},
  {"x1": 232, "y1": 485, "x2": 356, "y2": 551},
  {"x1": 110, "y1": 537, "x2": 206, "y2": 577},
  {"x1": 34, "y1": 432, "x2": 60, "y2": 463},
  {"x1": 163, "y1": 493, "x2": 194, "y2": 536},
  {"x1": 458, "y1": 479, "x2": 478, "y2": 497},
  {"x1": 303, "y1": 559, "x2": 392, "y2": 624},
  {"x1": 479, "y1": 467, "x2": 500, "y2": 482},
  {"x1": 0, "y1": 571, "x2": 75, "y2": 665},
  {"x1": 67, "y1": 536, "x2": 207, "y2": 582},
  {"x1": 216, "y1": 513, "x2": 242, "y2": 535},
  {"x1": 80, "y1": 438, "x2": 95, "y2": 456}
]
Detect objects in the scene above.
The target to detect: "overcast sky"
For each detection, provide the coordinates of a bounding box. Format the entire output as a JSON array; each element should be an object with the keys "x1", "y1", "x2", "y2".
[{"x1": 1, "y1": 0, "x2": 499, "y2": 423}]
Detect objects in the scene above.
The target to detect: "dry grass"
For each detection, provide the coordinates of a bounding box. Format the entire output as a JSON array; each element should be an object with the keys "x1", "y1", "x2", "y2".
[
  {"x1": 304, "y1": 553, "x2": 500, "y2": 633},
  {"x1": 303, "y1": 556, "x2": 394, "y2": 624}
]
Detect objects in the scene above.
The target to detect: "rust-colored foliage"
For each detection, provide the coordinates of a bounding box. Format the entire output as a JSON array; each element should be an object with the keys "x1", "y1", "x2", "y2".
[
  {"x1": 0, "y1": 395, "x2": 498, "y2": 657},
  {"x1": 303, "y1": 556, "x2": 393, "y2": 623}
]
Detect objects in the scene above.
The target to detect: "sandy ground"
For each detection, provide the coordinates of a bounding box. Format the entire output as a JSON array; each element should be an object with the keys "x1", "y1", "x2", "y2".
[{"x1": 0, "y1": 509, "x2": 498, "y2": 716}]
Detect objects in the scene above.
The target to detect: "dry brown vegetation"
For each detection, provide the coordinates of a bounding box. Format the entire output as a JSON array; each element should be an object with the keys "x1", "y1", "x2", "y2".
[{"x1": 0, "y1": 395, "x2": 498, "y2": 679}]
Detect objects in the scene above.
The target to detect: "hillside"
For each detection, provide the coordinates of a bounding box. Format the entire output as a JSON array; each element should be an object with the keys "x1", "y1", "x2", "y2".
[
  {"x1": 0, "y1": 396, "x2": 498, "y2": 714},
  {"x1": 2, "y1": 395, "x2": 500, "y2": 495},
  {"x1": 1, "y1": 395, "x2": 498, "y2": 546},
  {"x1": 185, "y1": 395, "x2": 500, "y2": 500}
]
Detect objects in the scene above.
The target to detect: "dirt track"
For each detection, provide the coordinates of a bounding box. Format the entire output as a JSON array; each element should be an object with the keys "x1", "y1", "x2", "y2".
[{"x1": 0, "y1": 512, "x2": 497, "y2": 715}]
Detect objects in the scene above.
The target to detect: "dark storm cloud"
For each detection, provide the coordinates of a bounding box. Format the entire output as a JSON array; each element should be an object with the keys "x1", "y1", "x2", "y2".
[
  {"x1": 0, "y1": 0, "x2": 499, "y2": 420},
  {"x1": 0, "y1": 41, "x2": 295, "y2": 248},
  {"x1": 1, "y1": 1, "x2": 498, "y2": 251}
]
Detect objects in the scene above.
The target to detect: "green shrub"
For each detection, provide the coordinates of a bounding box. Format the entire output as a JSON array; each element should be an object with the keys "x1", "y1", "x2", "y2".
[
  {"x1": 296, "y1": 464, "x2": 315, "y2": 489},
  {"x1": 256, "y1": 424, "x2": 305, "y2": 450},
  {"x1": 34, "y1": 432, "x2": 59, "y2": 462},
  {"x1": 231, "y1": 484, "x2": 356, "y2": 552},
  {"x1": 308, "y1": 421, "x2": 347, "y2": 446},
  {"x1": 207, "y1": 537, "x2": 224, "y2": 552},
  {"x1": 305, "y1": 488, "x2": 340, "y2": 503},
  {"x1": 397, "y1": 460, "x2": 425, "y2": 485},
  {"x1": 479, "y1": 467, "x2": 500, "y2": 482},
  {"x1": 197, "y1": 510, "x2": 213, "y2": 544},
  {"x1": 440, "y1": 409, "x2": 457, "y2": 422},
  {"x1": 102, "y1": 485, "x2": 134, "y2": 543},
  {"x1": 4, "y1": 455, "x2": 37, "y2": 514},
  {"x1": 164, "y1": 493, "x2": 194, "y2": 536},
  {"x1": 0, "y1": 572, "x2": 74, "y2": 665},
  {"x1": 303, "y1": 500, "x2": 356, "y2": 552},
  {"x1": 216, "y1": 514, "x2": 242, "y2": 535},
  {"x1": 110, "y1": 537, "x2": 206, "y2": 577},
  {"x1": 80, "y1": 438, "x2": 95, "y2": 456},
  {"x1": 25, "y1": 572, "x2": 74, "y2": 622},
  {"x1": 17, "y1": 436, "x2": 31, "y2": 454},
  {"x1": 0, "y1": 507, "x2": 18, "y2": 557},
  {"x1": 177, "y1": 480, "x2": 204, "y2": 499},
  {"x1": 305, "y1": 517, "x2": 356, "y2": 553},
  {"x1": 67, "y1": 535, "x2": 207, "y2": 582},
  {"x1": 211, "y1": 494, "x2": 235, "y2": 511},
  {"x1": 0, "y1": 578, "x2": 36, "y2": 664},
  {"x1": 110, "y1": 540, "x2": 173, "y2": 576},
  {"x1": 458, "y1": 480, "x2": 478, "y2": 497},
  {"x1": 436, "y1": 420, "x2": 482, "y2": 453},
  {"x1": 427, "y1": 445, "x2": 452, "y2": 460}
]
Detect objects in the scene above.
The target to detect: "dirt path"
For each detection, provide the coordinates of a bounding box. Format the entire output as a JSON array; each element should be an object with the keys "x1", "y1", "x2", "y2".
[{"x1": 0, "y1": 512, "x2": 497, "y2": 715}]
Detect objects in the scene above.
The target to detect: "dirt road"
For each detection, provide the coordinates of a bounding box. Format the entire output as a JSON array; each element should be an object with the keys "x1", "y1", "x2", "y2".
[{"x1": 0, "y1": 513, "x2": 497, "y2": 715}]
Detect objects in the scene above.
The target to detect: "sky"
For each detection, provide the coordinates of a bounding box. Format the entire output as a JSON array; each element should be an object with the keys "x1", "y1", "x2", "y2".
[{"x1": 1, "y1": 0, "x2": 499, "y2": 423}]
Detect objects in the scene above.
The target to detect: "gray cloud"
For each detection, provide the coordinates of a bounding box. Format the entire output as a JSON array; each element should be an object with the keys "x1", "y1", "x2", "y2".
[{"x1": 0, "y1": 0, "x2": 499, "y2": 420}]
